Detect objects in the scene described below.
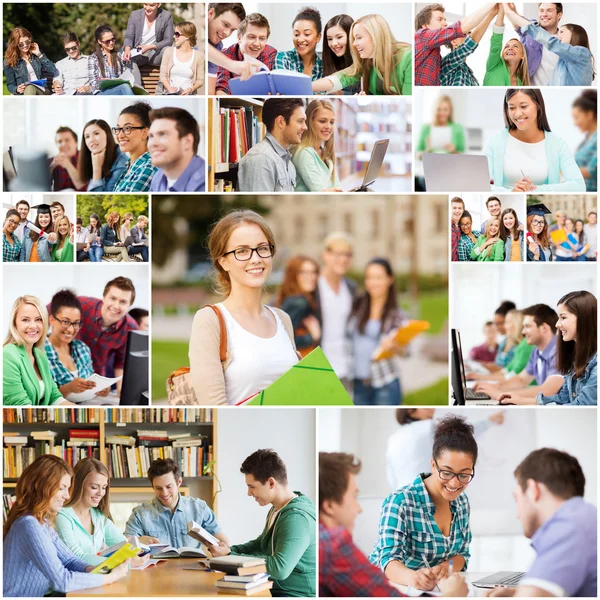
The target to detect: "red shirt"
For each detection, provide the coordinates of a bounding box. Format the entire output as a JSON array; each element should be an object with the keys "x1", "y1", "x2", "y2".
[
  {"x1": 415, "y1": 22, "x2": 464, "y2": 86},
  {"x1": 451, "y1": 221, "x2": 461, "y2": 262},
  {"x1": 216, "y1": 43, "x2": 278, "y2": 94},
  {"x1": 50, "y1": 151, "x2": 88, "y2": 191}
]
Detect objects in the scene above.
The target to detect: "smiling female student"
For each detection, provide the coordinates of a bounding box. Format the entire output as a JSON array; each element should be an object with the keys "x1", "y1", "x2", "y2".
[
  {"x1": 526, "y1": 203, "x2": 553, "y2": 262},
  {"x1": 499, "y1": 208, "x2": 524, "y2": 262},
  {"x1": 499, "y1": 291, "x2": 597, "y2": 406},
  {"x1": 3, "y1": 455, "x2": 128, "y2": 597},
  {"x1": 292, "y1": 99, "x2": 342, "y2": 192},
  {"x1": 321, "y1": 14, "x2": 358, "y2": 95},
  {"x1": 370, "y1": 415, "x2": 476, "y2": 592},
  {"x1": 312, "y1": 14, "x2": 412, "y2": 95},
  {"x1": 457, "y1": 211, "x2": 480, "y2": 262},
  {"x1": 52, "y1": 215, "x2": 74, "y2": 263},
  {"x1": 189, "y1": 210, "x2": 299, "y2": 405},
  {"x1": 470, "y1": 217, "x2": 504, "y2": 262},
  {"x1": 20, "y1": 204, "x2": 57, "y2": 263}
]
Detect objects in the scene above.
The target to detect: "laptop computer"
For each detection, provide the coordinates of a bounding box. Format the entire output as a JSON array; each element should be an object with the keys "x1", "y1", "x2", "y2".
[
  {"x1": 472, "y1": 572, "x2": 525, "y2": 589},
  {"x1": 451, "y1": 328, "x2": 492, "y2": 404},
  {"x1": 350, "y1": 139, "x2": 389, "y2": 192},
  {"x1": 422, "y1": 153, "x2": 491, "y2": 192}
]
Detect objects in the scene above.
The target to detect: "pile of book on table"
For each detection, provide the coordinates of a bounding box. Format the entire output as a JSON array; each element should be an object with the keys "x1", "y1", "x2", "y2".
[{"x1": 209, "y1": 556, "x2": 272, "y2": 596}]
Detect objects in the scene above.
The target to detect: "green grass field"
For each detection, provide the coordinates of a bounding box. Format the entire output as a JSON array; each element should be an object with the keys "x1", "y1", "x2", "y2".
[
  {"x1": 416, "y1": 291, "x2": 448, "y2": 335},
  {"x1": 403, "y1": 378, "x2": 449, "y2": 405},
  {"x1": 152, "y1": 340, "x2": 188, "y2": 400}
]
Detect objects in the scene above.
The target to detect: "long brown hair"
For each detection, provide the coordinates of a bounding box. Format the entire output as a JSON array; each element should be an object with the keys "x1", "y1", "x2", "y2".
[
  {"x1": 499, "y1": 208, "x2": 520, "y2": 243},
  {"x1": 64, "y1": 458, "x2": 113, "y2": 521},
  {"x1": 277, "y1": 255, "x2": 319, "y2": 307},
  {"x1": 4, "y1": 27, "x2": 32, "y2": 68},
  {"x1": 4, "y1": 455, "x2": 73, "y2": 539},
  {"x1": 93, "y1": 25, "x2": 122, "y2": 78},
  {"x1": 322, "y1": 14, "x2": 354, "y2": 75},
  {"x1": 556, "y1": 291, "x2": 597, "y2": 379},
  {"x1": 563, "y1": 24, "x2": 596, "y2": 80},
  {"x1": 526, "y1": 214, "x2": 550, "y2": 249},
  {"x1": 78, "y1": 119, "x2": 118, "y2": 182}
]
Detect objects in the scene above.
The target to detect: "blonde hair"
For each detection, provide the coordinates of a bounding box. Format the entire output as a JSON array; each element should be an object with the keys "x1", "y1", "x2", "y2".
[
  {"x1": 208, "y1": 210, "x2": 276, "y2": 297},
  {"x1": 137, "y1": 215, "x2": 149, "y2": 226},
  {"x1": 432, "y1": 94, "x2": 454, "y2": 125},
  {"x1": 4, "y1": 295, "x2": 48, "y2": 349},
  {"x1": 505, "y1": 308, "x2": 525, "y2": 348},
  {"x1": 346, "y1": 14, "x2": 410, "y2": 95},
  {"x1": 484, "y1": 216, "x2": 500, "y2": 239},
  {"x1": 55, "y1": 215, "x2": 71, "y2": 248},
  {"x1": 293, "y1": 99, "x2": 337, "y2": 184},
  {"x1": 323, "y1": 231, "x2": 354, "y2": 252},
  {"x1": 64, "y1": 458, "x2": 113, "y2": 521},
  {"x1": 503, "y1": 38, "x2": 531, "y2": 86}
]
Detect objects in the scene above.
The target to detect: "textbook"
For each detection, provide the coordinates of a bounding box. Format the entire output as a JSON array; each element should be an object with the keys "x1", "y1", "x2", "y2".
[
  {"x1": 98, "y1": 540, "x2": 130, "y2": 557},
  {"x1": 215, "y1": 574, "x2": 270, "y2": 590},
  {"x1": 66, "y1": 374, "x2": 121, "y2": 403},
  {"x1": 372, "y1": 320, "x2": 431, "y2": 361},
  {"x1": 216, "y1": 581, "x2": 273, "y2": 595},
  {"x1": 209, "y1": 556, "x2": 267, "y2": 576},
  {"x1": 150, "y1": 544, "x2": 207, "y2": 558},
  {"x1": 223, "y1": 573, "x2": 270, "y2": 583},
  {"x1": 131, "y1": 558, "x2": 167, "y2": 570},
  {"x1": 187, "y1": 520, "x2": 220, "y2": 547},
  {"x1": 91, "y1": 542, "x2": 140, "y2": 574},
  {"x1": 97, "y1": 78, "x2": 148, "y2": 95},
  {"x1": 229, "y1": 70, "x2": 313, "y2": 95},
  {"x1": 25, "y1": 79, "x2": 47, "y2": 92}
]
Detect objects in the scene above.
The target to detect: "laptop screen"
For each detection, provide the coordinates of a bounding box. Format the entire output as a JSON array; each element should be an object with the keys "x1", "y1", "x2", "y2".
[{"x1": 361, "y1": 139, "x2": 389, "y2": 187}]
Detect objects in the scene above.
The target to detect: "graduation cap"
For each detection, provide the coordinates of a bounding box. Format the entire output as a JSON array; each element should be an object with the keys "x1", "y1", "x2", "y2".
[
  {"x1": 526, "y1": 203, "x2": 552, "y2": 217},
  {"x1": 31, "y1": 203, "x2": 51, "y2": 214}
]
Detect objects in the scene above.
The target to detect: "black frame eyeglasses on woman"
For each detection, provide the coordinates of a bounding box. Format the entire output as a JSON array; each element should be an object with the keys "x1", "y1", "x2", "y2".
[
  {"x1": 222, "y1": 244, "x2": 275, "y2": 261},
  {"x1": 433, "y1": 459, "x2": 474, "y2": 484},
  {"x1": 112, "y1": 126, "x2": 145, "y2": 136}
]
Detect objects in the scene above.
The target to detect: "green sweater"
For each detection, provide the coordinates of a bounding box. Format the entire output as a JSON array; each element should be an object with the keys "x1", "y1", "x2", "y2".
[
  {"x1": 52, "y1": 237, "x2": 74, "y2": 262},
  {"x1": 230, "y1": 493, "x2": 316, "y2": 597},
  {"x1": 505, "y1": 339, "x2": 534, "y2": 375},
  {"x1": 483, "y1": 30, "x2": 524, "y2": 86},
  {"x1": 417, "y1": 123, "x2": 466, "y2": 154},
  {"x1": 471, "y1": 236, "x2": 504, "y2": 261}
]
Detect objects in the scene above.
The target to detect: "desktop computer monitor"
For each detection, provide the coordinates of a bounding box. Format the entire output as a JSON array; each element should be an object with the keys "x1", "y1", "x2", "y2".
[
  {"x1": 451, "y1": 328, "x2": 466, "y2": 405},
  {"x1": 120, "y1": 330, "x2": 149, "y2": 405}
]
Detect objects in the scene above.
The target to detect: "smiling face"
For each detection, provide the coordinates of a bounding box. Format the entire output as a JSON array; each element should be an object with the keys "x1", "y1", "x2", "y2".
[
  {"x1": 430, "y1": 450, "x2": 474, "y2": 502},
  {"x1": 57, "y1": 219, "x2": 69, "y2": 237},
  {"x1": 488, "y1": 219, "x2": 500, "y2": 237},
  {"x1": 239, "y1": 24, "x2": 269, "y2": 58},
  {"x1": 298, "y1": 260, "x2": 319, "y2": 293},
  {"x1": 84, "y1": 124, "x2": 108, "y2": 155},
  {"x1": 352, "y1": 22, "x2": 374, "y2": 60},
  {"x1": 311, "y1": 107, "x2": 335, "y2": 143},
  {"x1": 281, "y1": 106, "x2": 308, "y2": 146},
  {"x1": 459, "y1": 215, "x2": 472, "y2": 235},
  {"x1": 15, "y1": 302, "x2": 44, "y2": 348},
  {"x1": 17, "y1": 203, "x2": 29, "y2": 221},
  {"x1": 557, "y1": 25, "x2": 572, "y2": 44},
  {"x1": 504, "y1": 311, "x2": 516, "y2": 337},
  {"x1": 50, "y1": 473, "x2": 72, "y2": 514},
  {"x1": 81, "y1": 472, "x2": 108, "y2": 509},
  {"x1": 451, "y1": 201, "x2": 464, "y2": 223},
  {"x1": 530, "y1": 215, "x2": 546, "y2": 236},
  {"x1": 18, "y1": 35, "x2": 32, "y2": 55},
  {"x1": 151, "y1": 472, "x2": 182, "y2": 510},
  {"x1": 522, "y1": 315, "x2": 543, "y2": 346},
  {"x1": 503, "y1": 212, "x2": 516, "y2": 231},
  {"x1": 538, "y1": 3, "x2": 562, "y2": 31},
  {"x1": 101, "y1": 286, "x2": 133, "y2": 326},
  {"x1": 50, "y1": 306, "x2": 82, "y2": 345},
  {"x1": 148, "y1": 118, "x2": 191, "y2": 169},
  {"x1": 115, "y1": 113, "x2": 148, "y2": 155},
  {"x1": 326, "y1": 24, "x2": 348, "y2": 57},
  {"x1": 51, "y1": 205, "x2": 64, "y2": 222},
  {"x1": 293, "y1": 19, "x2": 321, "y2": 57},
  {"x1": 502, "y1": 38, "x2": 524, "y2": 63},
  {"x1": 99, "y1": 30, "x2": 117, "y2": 53},
  {"x1": 38, "y1": 213, "x2": 51, "y2": 229},
  {"x1": 364, "y1": 263, "x2": 393, "y2": 302},
  {"x1": 56, "y1": 131, "x2": 78, "y2": 158},
  {"x1": 209, "y1": 9, "x2": 242, "y2": 45},
  {"x1": 556, "y1": 303, "x2": 577, "y2": 342},
  {"x1": 487, "y1": 199, "x2": 501, "y2": 217},
  {"x1": 143, "y1": 2, "x2": 160, "y2": 18},
  {"x1": 245, "y1": 473, "x2": 275, "y2": 506},
  {"x1": 5, "y1": 213, "x2": 20, "y2": 234},
  {"x1": 507, "y1": 92, "x2": 539, "y2": 132},
  {"x1": 564, "y1": 218, "x2": 574, "y2": 233}
]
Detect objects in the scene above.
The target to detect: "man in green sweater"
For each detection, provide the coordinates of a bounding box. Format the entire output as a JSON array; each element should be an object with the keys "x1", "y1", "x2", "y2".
[{"x1": 210, "y1": 449, "x2": 316, "y2": 597}]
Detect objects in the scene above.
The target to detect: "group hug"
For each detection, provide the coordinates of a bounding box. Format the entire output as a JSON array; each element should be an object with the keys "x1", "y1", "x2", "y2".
[{"x1": 4, "y1": 450, "x2": 316, "y2": 597}]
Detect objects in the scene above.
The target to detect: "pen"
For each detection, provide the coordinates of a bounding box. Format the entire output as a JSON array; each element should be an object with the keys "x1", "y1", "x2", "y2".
[
  {"x1": 448, "y1": 559, "x2": 454, "y2": 576},
  {"x1": 421, "y1": 554, "x2": 441, "y2": 593}
]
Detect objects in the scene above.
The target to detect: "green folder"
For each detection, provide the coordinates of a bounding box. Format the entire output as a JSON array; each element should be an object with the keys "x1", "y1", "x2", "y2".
[{"x1": 241, "y1": 347, "x2": 353, "y2": 406}]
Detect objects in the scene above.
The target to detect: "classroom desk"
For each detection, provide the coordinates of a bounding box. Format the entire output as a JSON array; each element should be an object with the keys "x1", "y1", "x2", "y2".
[
  {"x1": 392, "y1": 572, "x2": 496, "y2": 597},
  {"x1": 66, "y1": 559, "x2": 272, "y2": 597}
]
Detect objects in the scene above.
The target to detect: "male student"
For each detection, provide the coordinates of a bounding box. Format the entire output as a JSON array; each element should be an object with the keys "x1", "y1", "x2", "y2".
[
  {"x1": 451, "y1": 196, "x2": 464, "y2": 262},
  {"x1": 584, "y1": 211, "x2": 596, "y2": 261},
  {"x1": 207, "y1": 3, "x2": 246, "y2": 94},
  {"x1": 216, "y1": 13, "x2": 277, "y2": 95},
  {"x1": 148, "y1": 107, "x2": 205, "y2": 192},
  {"x1": 511, "y1": 2, "x2": 563, "y2": 86},
  {"x1": 124, "y1": 458, "x2": 229, "y2": 549},
  {"x1": 49, "y1": 127, "x2": 86, "y2": 192},
  {"x1": 480, "y1": 196, "x2": 502, "y2": 233},
  {"x1": 75, "y1": 218, "x2": 89, "y2": 262},
  {"x1": 52, "y1": 32, "x2": 91, "y2": 95},
  {"x1": 238, "y1": 98, "x2": 306, "y2": 192},
  {"x1": 129, "y1": 308, "x2": 149, "y2": 331},
  {"x1": 14, "y1": 199, "x2": 32, "y2": 243},
  {"x1": 319, "y1": 452, "x2": 468, "y2": 597},
  {"x1": 414, "y1": 2, "x2": 497, "y2": 86},
  {"x1": 487, "y1": 448, "x2": 597, "y2": 598},
  {"x1": 210, "y1": 449, "x2": 316, "y2": 598},
  {"x1": 50, "y1": 201, "x2": 65, "y2": 224},
  {"x1": 474, "y1": 304, "x2": 564, "y2": 400}
]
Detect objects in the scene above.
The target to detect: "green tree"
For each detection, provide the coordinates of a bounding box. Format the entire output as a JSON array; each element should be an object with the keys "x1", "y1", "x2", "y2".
[{"x1": 77, "y1": 194, "x2": 148, "y2": 226}]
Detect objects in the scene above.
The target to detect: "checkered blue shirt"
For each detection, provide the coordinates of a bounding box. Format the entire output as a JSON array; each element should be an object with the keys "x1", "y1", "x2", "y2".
[
  {"x1": 114, "y1": 152, "x2": 157, "y2": 192},
  {"x1": 3, "y1": 233, "x2": 21, "y2": 262},
  {"x1": 440, "y1": 36, "x2": 479, "y2": 86},
  {"x1": 369, "y1": 474, "x2": 472, "y2": 571},
  {"x1": 45, "y1": 338, "x2": 94, "y2": 387},
  {"x1": 275, "y1": 48, "x2": 323, "y2": 80},
  {"x1": 458, "y1": 231, "x2": 481, "y2": 262}
]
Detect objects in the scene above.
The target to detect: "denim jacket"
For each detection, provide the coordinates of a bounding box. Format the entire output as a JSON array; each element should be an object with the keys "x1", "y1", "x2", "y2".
[
  {"x1": 20, "y1": 234, "x2": 56, "y2": 262},
  {"x1": 3, "y1": 53, "x2": 58, "y2": 94},
  {"x1": 536, "y1": 354, "x2": 597, "y2": 406},
  {"x1": 504, "y1": 233, "x2": 525, "y2": 262}
]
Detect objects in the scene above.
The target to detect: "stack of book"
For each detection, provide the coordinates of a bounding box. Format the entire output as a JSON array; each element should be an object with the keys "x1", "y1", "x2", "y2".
[
  {"x1": 210, "y1": 556, "x2": 272, "y2": 596},
  {"x1": 104, "y1": 407, "x2": 213, "y2": 424},
  {"x1": 65, "y1": 429, "x2": 100, "y2": 466},
  {"x1": 3, "y1": 433, "x2": 29, "y2": 479}
]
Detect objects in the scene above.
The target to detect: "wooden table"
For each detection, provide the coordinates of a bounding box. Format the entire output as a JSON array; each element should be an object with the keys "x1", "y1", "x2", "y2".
[
  {"x1": 392, "y1": 571, "x2": 495, "y2": 597},
  {"x1": 67, "y1": 559, "x2": 272, "y2": 597}
]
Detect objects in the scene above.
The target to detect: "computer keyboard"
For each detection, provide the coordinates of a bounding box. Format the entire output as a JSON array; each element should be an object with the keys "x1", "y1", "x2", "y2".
[{"x1": 466, "y1": 389, "x2": 490, "y2": 399}]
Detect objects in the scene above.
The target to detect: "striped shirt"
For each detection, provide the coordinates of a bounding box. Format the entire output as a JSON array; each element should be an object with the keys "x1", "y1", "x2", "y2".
[
  {"x1": 3, "y1": 232, "x2": 21, "y2": 262},
  {"x1": 45, "y1": 338, "x2": 94, "y2": 387},
  {"x1": 275, "y1": 48, "x2": 323, "y2": 80},
  {"x1": 369, "y1": 473, "x2": 472, "y2": 571},
  {"x1": 114, "y1": 152, "x2": 157, "y2": 192}
]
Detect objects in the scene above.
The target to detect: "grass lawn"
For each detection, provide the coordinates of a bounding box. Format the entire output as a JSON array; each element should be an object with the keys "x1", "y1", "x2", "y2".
[
  {"x1": 404, "y1": 377, "x2": 449, "y2": 405},
  {"x1": 152, "y1": 340, "x2": 188, "y2": 400},
  {"x1": 414, "y1": 291, "x2": 448, "y2": 335}
]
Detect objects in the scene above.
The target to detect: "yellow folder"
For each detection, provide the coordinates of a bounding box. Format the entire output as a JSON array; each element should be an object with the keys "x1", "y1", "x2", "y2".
[{"x1": 372, "y1": 320, "x2": 430, "y2": 361}]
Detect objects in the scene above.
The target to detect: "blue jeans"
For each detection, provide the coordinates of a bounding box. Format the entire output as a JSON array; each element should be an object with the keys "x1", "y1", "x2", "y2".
[
  {"x1": 129, "y1": 245, "x2": 148, "y2": 262},
  {"x1": 89, "y1": 246, "x2": 104, "y2": 262},
  {"x1": 99, "y1": 83, "x2": 135, "y2": 96},
  {"x1": 353, "y1": 378, "x2": 402, "y2": 406}
]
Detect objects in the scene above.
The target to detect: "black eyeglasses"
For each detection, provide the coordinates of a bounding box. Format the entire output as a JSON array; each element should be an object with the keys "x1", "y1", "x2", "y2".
[
  {"x1": 101, "y1": 37, "x2": 117, "y2": 44},
  {"x1": 434, "y1": 459, "x2": 474, "y2": 484},
  {"x1": 65, "y1": 45, "x2": 79, "y2": 53},
  {"x1": 52, "y1": 316, "x2": 83, "y2": 331},
  {"x1": 223, "y1": 244, "x2": 274, "y2": 261},
  {"x1": 531, "y1": 219, "x2": 546, "y2": 227},
  {"x1": 18, "y1": 39, "x2": 32, "y2": 49},
  {"x1": 6, "y1": 219, "x2": 20, "y2": 227},
  {"x1": 112, "y1": 126, "x2": 145, "y2": 136}
]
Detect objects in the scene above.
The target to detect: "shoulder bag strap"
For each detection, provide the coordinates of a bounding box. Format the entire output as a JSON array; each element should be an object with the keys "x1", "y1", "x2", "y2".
[{"x1": 204, "y1": 304, "x2": 227, "y2": 363}]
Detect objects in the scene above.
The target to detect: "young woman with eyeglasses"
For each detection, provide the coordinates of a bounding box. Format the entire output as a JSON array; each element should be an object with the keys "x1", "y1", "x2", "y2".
[
  {"x1": 3, "y1": 27, "x2": 57, "y2": 95},
  {"x1": 158, "y1": 21, "x2": 204, "y2": 95},
  {"x1": 370, "y1": 415, "x2": 477, "y2": 592},
  {"x1": 3, "y1": 209, "x2": 22, "y2": 263},
  {"x1": 189, "y1": 210, "x2": 299, "y2": 405},
  {"x1": 88, "y1": 25, "x2": 135, "y2": 96},
  {"x1": 113, "y1": 102, "x2": 157, "y2": 192}
]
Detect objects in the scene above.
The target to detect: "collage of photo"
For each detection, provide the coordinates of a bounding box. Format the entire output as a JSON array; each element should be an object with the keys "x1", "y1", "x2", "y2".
[{"x1": 1, "y1": 1, "x2": 598, "y2": 599}]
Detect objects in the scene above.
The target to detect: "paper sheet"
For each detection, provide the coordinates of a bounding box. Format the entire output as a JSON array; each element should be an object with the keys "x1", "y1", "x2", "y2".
[{"x1": 66, "y1": 374, "x2": 122, "y2": 403}]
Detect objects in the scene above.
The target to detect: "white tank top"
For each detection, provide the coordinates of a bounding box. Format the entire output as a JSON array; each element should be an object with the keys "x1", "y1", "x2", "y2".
[
  {"x1": 219, "y1": 304, "x2": 298, "y2": 405},
  {"x1": 170, "y1": 49, "x2": 195, "y2": 90}
]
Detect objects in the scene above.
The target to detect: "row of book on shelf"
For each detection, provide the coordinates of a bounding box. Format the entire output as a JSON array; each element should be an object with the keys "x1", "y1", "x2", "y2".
[{"x1": 217, "y1": 106, "x2": 263, "y2": 164}]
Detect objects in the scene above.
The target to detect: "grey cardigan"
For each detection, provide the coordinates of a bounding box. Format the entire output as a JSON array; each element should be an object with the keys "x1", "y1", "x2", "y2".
[{"x1": 123, "y1": 8, "x2": 174, "y2": 53}]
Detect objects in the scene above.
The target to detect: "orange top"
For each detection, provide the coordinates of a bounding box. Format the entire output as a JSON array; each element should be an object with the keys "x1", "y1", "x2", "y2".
[
  {"x1": 511, "y1": 239, "x2": 521, "y2": 262},
  {"x1": 29, "y1": 241, "x2": 41, "y2": 262}
]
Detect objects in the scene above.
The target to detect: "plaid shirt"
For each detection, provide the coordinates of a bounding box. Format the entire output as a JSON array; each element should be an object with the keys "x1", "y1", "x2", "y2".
[
  {"x1": 88, "y1": 52, "x2": 126, "y2": 93},
  {"x1": 451, "y1": 221, "x2": 461, "y2": 262},
  {"x1": 45, "y1": 338, "x2": 94, "y2": 386},
  {"x1": 76, "y1": 296, "x2": 139, "y2": 375},
  {"x1": 114, "y1": 152, "x2": 157, "y2": 192},
  {"x1": 369, "y1": 474, "x2": 472, "y2": 571},
  {"x1": 51, "y1": 152, "x2": 87, "y2": 192},
  {"x1": 319, "y1": 524, "x2": 404, "y2": 597},
  {"x1": 415, "y1": 22, "x2": 464, "y2": 86},
  {"x1": 275, "y1": 48, "x2": 323, "y2": 80},
  {"x1": 216, "y1": 43, "x2": 278, "y2": 94},
  {"x1": 440, "y1": 36, "x2": 479, "y2": 86},
  {"x1": 3, "y1": 233, "x2": 21, "y2": 262},
  {"x1": 458, "y1": 231, "x2": 480, "y2": 262}
]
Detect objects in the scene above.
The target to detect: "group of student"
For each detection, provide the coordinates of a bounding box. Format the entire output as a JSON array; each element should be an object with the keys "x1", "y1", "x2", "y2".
[
  {"x1": 40, "y1": 102, "x2": 205, "y2": 194},
  {"x1": 207, "y1": 3, "x2": 411, "y2": 96},
  {"x1": 3, "y1": 200, "x2": 72, "y2": 263},
  {"x1": 4, "y1": 4, "x2": 204, "y2": 96},
  {"x1": 2, "y1": 279, "x2": 148, "y2": 406},
  {"x1": 319, "y1": 413, "x2": 597, "y2": 597},
  {"x1": 415, "y1": 2, "x2": 595, "y2": 87},
  {"x1": 75, "y1": 212, "x2": 149, "y2": 263},
  {"x1": 3, "y1": 449, "x2": 316, "y2": 598},
  {"x1": 466, "y1": 295, "x2": 597, "y2": 405},
  {"x1": 188, "y1": 210, "x2": 406, "y2": 406}
]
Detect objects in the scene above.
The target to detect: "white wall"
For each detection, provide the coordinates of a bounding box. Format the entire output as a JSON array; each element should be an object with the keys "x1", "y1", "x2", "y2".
[
  {"x1": 450, "y1": 263, "x2": 596, "y2": 352},
  {"x1": 216, "y1": 408, "x2": 316, "y2": 544},
  {"x1": 3, "y1": 97, "x2": 206, "y2": 159},
  {"x1": 453, "y1": 193, "x2": 525, "y2": 231},
  {"x1": 220, "y1": 3, "x2": 413, "y2": 52},
  {"x1": 2, "y1": 193, "x2": 75, "y2": 224}
]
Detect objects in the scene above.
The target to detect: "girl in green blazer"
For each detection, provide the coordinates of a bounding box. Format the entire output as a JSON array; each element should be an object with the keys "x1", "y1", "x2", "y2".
[
  {"x1": 417, "y1": 95, "x2": 465, "y2": 157},
  {"x1": 52, "y1": 215, "x2": 74, "y2": 262},
  {"x1": 470, "y1": 217, "x2": 504, "y2": 262},
  {"x1": 3, "y1": 295, "x2": 70, "y2": 406},
  {"x1": 483, "y1": 5, "x2": 530, "y2": 86}
]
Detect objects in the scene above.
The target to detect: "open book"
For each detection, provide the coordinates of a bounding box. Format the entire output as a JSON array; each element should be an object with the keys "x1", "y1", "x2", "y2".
[
  {"x1": 187, "y1": 520, "x2": 220, "y2": 547},
  {"x1": 229, "y1": 59, "x2": 312, "y2": 95},
  {"x1": 150, "y1": 544, "x2": 207, "y2": 558}
]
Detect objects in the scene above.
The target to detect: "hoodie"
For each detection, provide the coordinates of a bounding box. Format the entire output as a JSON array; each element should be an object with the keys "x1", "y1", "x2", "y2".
[{"x1": 230, "y1": 492, "x2": 316, "y2": 597}]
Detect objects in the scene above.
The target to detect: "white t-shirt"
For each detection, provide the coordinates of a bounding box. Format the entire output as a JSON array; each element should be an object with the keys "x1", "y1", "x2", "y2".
[
  {"x1": 26, "y1": 61, "x2": 36, "y2": 81},
  {"x1": 503, "y1": 134, "x2": 548, "y2": 188},
  {"x1": 219, "y1": 304, "x2": 298, "y2": 405},
  {"x1": 170, "y1": 49, "x2": 195, "y2": 90},
  {"x1": 318, "y1": 276, "x2": 352, "y2": 379},
  {"x1": 38, "y1": 379, "x2": 45, "y2": 400},
  {"x1": 140, "y1": 20, "x2": 157, "y2": 47},
  {"x1": 532, "y1": 45, "x2": 560, "y2": 87}
]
